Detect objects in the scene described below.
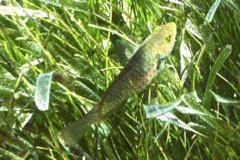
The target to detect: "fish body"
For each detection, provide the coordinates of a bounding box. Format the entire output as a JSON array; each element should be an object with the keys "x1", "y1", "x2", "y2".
[{"x1": 58, "y1": 22, "x2": 177, "y2": 148}]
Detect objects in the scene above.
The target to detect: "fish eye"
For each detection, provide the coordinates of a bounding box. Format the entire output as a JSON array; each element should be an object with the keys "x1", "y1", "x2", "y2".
[{"x1": 166, "y1": 35, "x2": 172, "y2": 42}]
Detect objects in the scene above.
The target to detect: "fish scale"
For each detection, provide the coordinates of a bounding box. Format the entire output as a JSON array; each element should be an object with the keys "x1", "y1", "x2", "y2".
[{"x1": 58, "y1": 22, "x2": 177, "y2": 149}]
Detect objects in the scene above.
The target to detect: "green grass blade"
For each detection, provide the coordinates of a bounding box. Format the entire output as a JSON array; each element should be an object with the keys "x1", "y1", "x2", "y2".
[{"x1": 203, "y1": 45, "x2": 232, "y2": 110}]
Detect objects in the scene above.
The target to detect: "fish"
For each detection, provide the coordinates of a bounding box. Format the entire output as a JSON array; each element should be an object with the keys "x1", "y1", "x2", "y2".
[{"x1": 58, "y1": 22, "x2": 177, "y2": 149}]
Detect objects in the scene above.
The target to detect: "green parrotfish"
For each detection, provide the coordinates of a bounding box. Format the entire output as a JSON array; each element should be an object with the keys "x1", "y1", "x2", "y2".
[{"x1": 58, "y1": 22, "x2": 177, "y2": 149}]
